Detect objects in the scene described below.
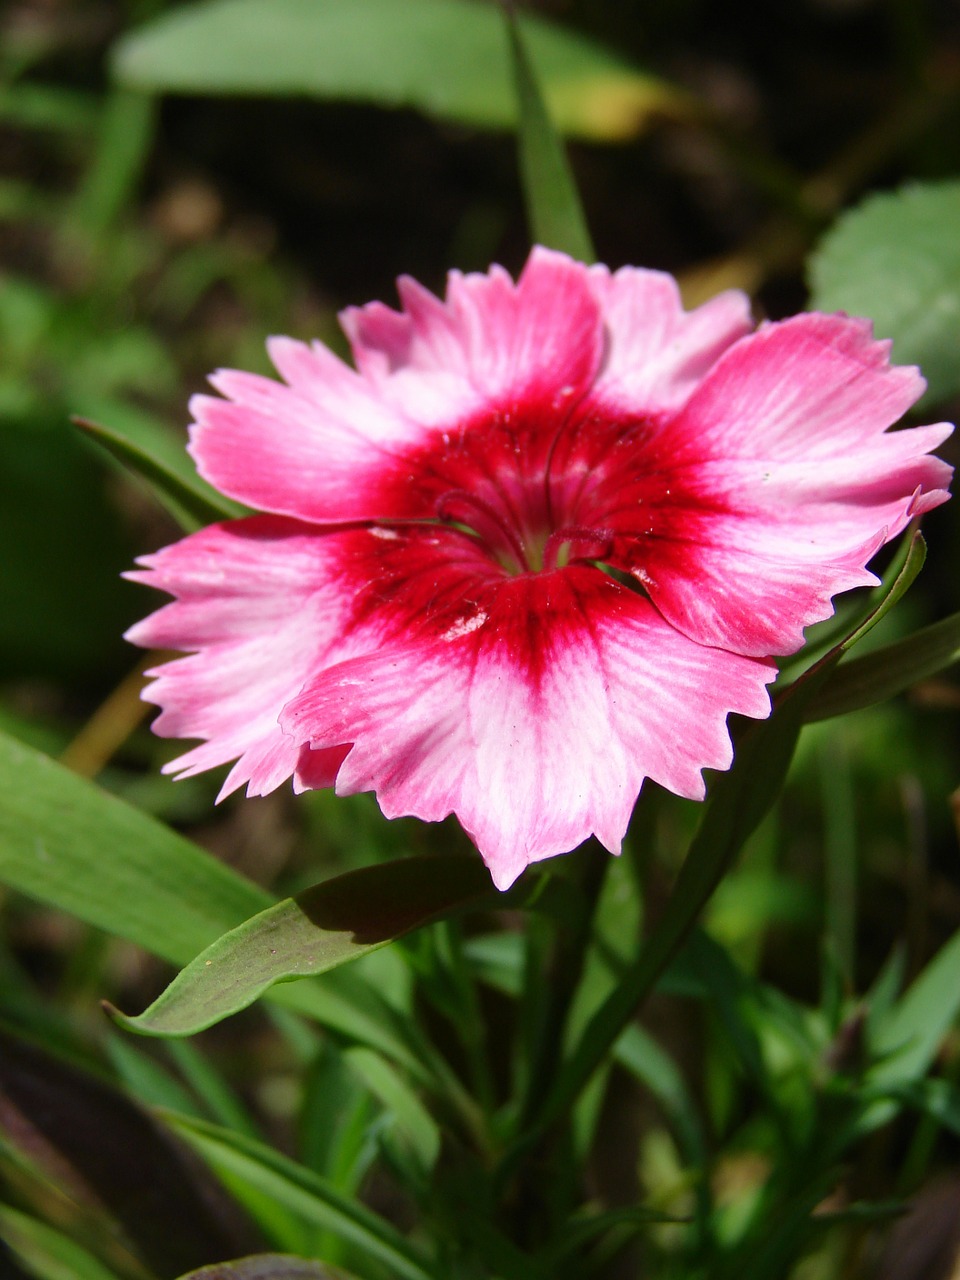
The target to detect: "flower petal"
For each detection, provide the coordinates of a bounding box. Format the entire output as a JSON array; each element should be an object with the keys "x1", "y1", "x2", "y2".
[
  {"x1": 670, "y1": 312, "x2": 929, "y2": 459},
  {"x1": 580, "y1": 313, "x2": 953, "y2": 655},
  {"x1": 281, "y1": 568, "x2": 774, "y2": 889},
  {"x1": 126, "y1": 517, "x2": 366, "y2": 799},
  {"x1": 192, "y1": 249, "x2": 606, "y2": 526},
  {"x1": 188, "y1": 341, "x2": 432, "y2": 523},
  {"x1": 589, "y1": 265, "x2": 754, "y2": 415}
]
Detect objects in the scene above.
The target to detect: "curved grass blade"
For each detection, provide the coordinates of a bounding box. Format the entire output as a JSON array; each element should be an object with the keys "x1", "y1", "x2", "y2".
[
  {"x1": 75, "y1": 415, "x2": 244, "y2": 530},
  {"x1": 109, "y1": 856, "x2": 493, "y2": 1037}
]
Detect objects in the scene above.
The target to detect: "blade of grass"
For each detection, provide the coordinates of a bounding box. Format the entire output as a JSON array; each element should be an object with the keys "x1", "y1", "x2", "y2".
[
  {"x1": 162, "y1": 1113, "x2": 433, "y2": 1280},
  {"x1": 501, "y1": 2, "x2": 594, "y2": 259},
  {"x1": 74, "y1": 415, "x2": 243, "y2": 530}
]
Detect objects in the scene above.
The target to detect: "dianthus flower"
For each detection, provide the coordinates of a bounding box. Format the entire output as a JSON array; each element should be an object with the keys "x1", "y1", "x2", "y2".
[{"x1": 127, "y1": 247, "x2": 952, "y2": 889}]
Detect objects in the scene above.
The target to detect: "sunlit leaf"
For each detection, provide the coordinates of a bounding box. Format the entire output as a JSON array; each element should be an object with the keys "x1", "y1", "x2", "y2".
[
  {"x1": 809, "y1": 181, "x2": 960, "y2": 405},
  {"x1": 112, "y1": 0, "x2": 687, "y2": 143},
  {"x1": 109, "y1": 856, "x2": 493, "y2": 1037}
]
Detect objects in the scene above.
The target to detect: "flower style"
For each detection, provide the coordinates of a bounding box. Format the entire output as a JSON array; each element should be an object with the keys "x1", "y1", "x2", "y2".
[{"x1": 126, "y1": 248, "x2": 953, "y2": 890}]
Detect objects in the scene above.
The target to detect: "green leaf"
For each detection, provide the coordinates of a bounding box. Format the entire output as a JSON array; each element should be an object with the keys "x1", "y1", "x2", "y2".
[
  {"x1": 0, "y1": 731, "x2": 457, "y2": 1082},
  {"x1": 833, "y1": 528, "x2": 926, "y2": 656},
  {"x1": 806, "y1": 607, "x2": 960, "y2": 722},
  {"x1": 163, "y1": 1114, "x2": 433, "y2": 1280},
  {"x1": 109, "y1": 856, "x2": 493, "y2": 1037},
  {"x1": 868, "y1": 925, "x2": 960, "y2": 1088},
  {"x1": 0, "y1": 1204, "x2": 121, "y2": 1280},
  {"x1": 74, "y1": 415, "x2": 244, "y2": 531},
  {"x1": 0, "y1": 729, "x2": 272, "y2": 967},
  {"x1": 808, "y1": 181, "x2": 960, "y2": 405},
  {"x1": 178, "y1": 1257, "x2": 354, "y2": 1280},
  {"x1": 344, "y1": 1047, "x2": 441, "y2": 1172},
  {"x1": 112, "y1": 0, "x2": 685, "y2": 143},
  {"x1": 503, "y1": 5, "x2": 593, "y2": 260}
]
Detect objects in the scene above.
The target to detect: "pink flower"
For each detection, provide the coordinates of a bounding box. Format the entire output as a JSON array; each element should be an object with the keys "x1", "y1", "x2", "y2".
[{"x1": 127, "y1": 248, "x2": 952, "y2": 890}]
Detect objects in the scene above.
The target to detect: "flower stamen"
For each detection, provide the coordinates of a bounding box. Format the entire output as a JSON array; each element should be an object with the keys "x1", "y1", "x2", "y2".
[
  {"x1": 542, "y1": 526, "x2": 615, "y2": 571},
  {"x1": 436, "y1": 489, "x2": 530, "y2": 572}
]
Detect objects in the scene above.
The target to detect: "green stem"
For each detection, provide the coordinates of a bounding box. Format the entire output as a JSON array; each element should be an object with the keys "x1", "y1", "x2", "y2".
[{"x1": 517, "y1": 848, "x2": 609, "y2": 1133}]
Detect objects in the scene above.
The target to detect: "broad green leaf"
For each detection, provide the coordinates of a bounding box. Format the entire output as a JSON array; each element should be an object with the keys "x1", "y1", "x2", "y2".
[
  {"x1": 109, "y1": 856, "x2": 493, "y2": 1037},
  {"x1": 112, "y1": 0, "x2": 686, "y2": 143},
  {"x1": 0, "y1": 731, "x2": 457, "y2": 1081},
  {"x1": 503, "y1": 6, "x2": 593, "y2": 260},
  {"x1": 0, "y1": 729, "x2": 271, "y2": 966},
  {"x1": 868, "y1": 926, "x2": 960, "y2": 1088},
  {"x1": 808, "y1": 181, "x2": 960, "y2": 405},
  {"x1": 163, "y1": 1114, "x2": 433, "y2": 1280},
  {"x1": 179, "y1": 1257, "x2": 354, "y2": 1280},
  {"x1": 806, "y1": 608, "x2": 960, "y2": 722},
  {"x1": 75, "y1": 416, "x2": 243, "y2": 531}
]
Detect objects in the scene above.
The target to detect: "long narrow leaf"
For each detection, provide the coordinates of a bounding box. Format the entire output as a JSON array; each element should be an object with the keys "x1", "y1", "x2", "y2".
[
  {"x1": 162, "y1": 1114, "x2": 433, "y2": 1280},
  {"x1": 806, "y1": 607, "x2": 960, "y2": 722},
  {"x1": 0, "y1": 729, "x2": 271, "y2": 966},
  {"x1": 0, "y1": 732, "x2": 427, "y2": 1078},
  {"x1": 502, "y1": 3, "x2": 593, "y2": 259},
  {"x1": 75, "y1": 416, "x2": 243, "y2": 530}
]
